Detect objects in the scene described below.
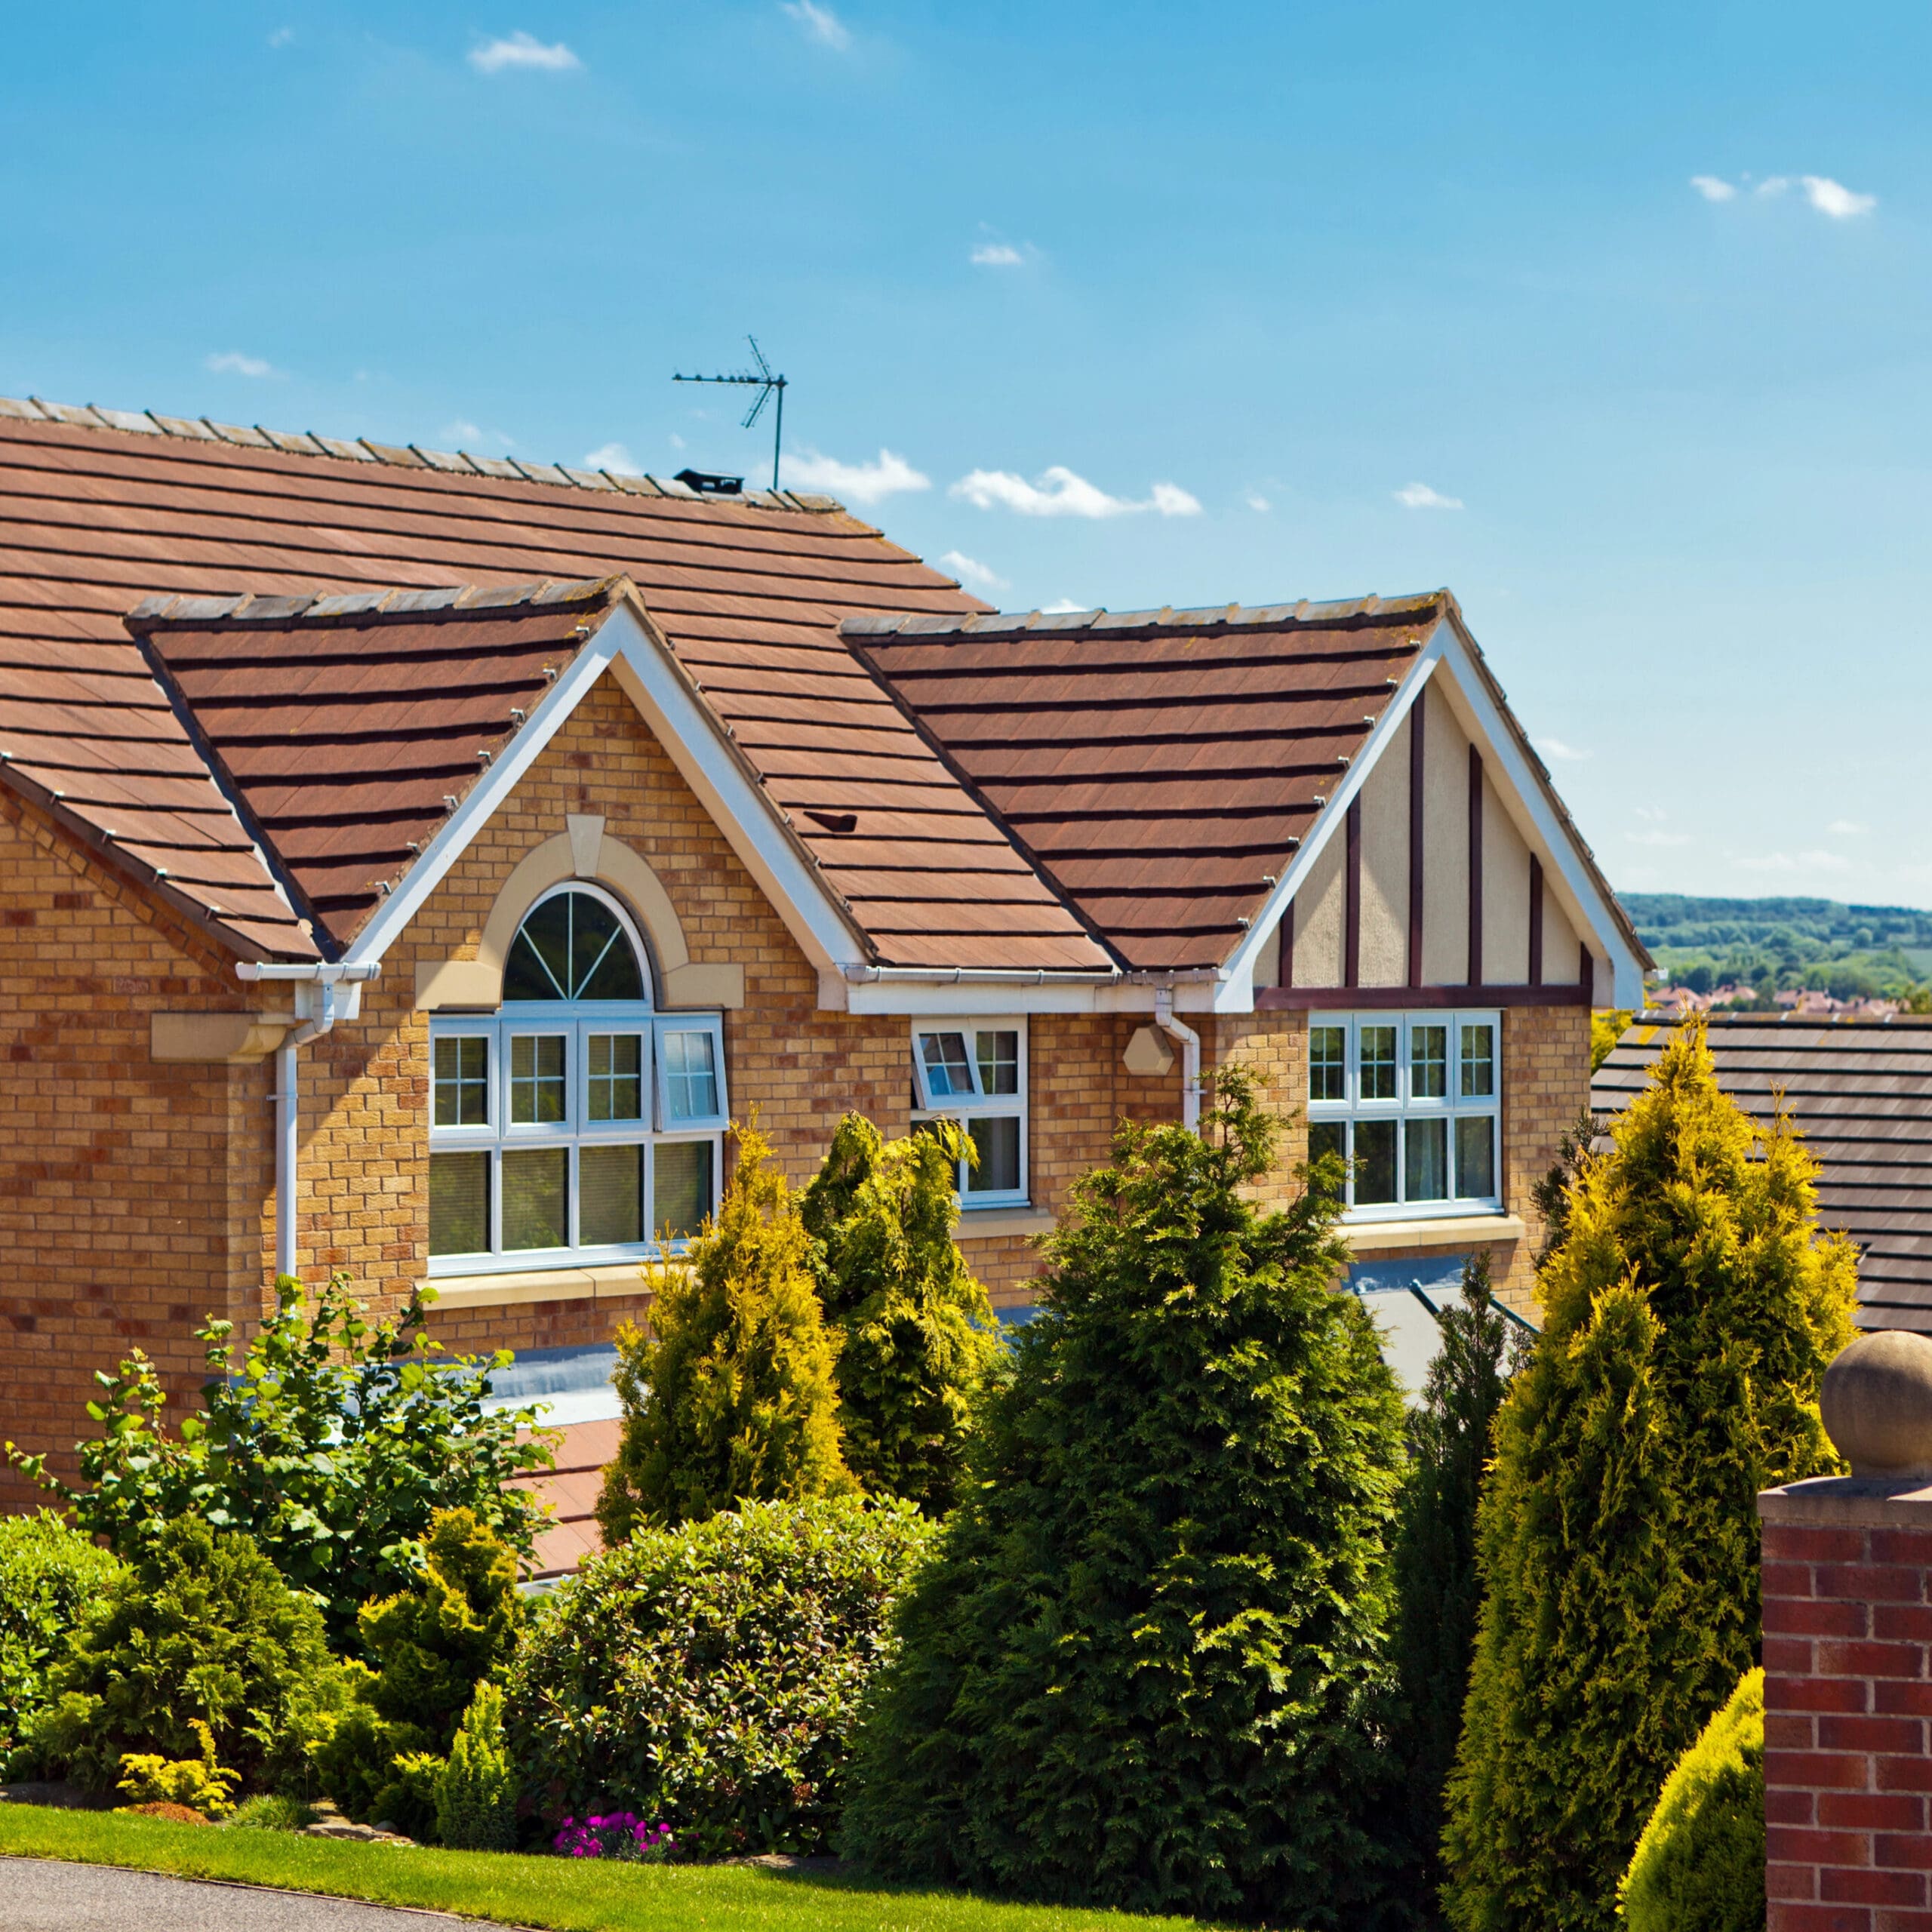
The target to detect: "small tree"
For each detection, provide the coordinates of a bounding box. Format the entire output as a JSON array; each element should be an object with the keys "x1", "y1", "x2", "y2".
[
  {"x1": 841, "y1": 1070, "x2": 1409, "y2": 1927},
  {"x1": 1389, "y1": 1251, "x2": 1521, "y2": 1918},
  {"x1": 801, "y1": 1113, "x2": 999, "y2": 1514},
  {"x1": 597, "y1": 1125, "x2": 852, "y2": 1540},
  {"x1": 1442, "y1": 1020, "x2": 1856, "y2": 1932}
]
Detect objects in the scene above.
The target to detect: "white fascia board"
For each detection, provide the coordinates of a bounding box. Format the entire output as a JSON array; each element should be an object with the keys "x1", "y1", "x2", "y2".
[
  {"x1": 1430, "y1": 628, "x2": 1647, "y2": 1006},
  {"x1": 601, "y1": 607, "x2": 866, "y2": 975},
  {"x1": 341, "y1": 629, "x2": 620, "y2": 967},
  {"x1": 1211, "y1": 623, "x2": 1451, "y2": 1014},
  {"x1": 843, "y1": 978, "x2": 1219, "y2": 1018}
]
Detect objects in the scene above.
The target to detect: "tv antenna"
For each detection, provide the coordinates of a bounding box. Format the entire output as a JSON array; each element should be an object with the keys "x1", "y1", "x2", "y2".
[{"x1": 672, "y1": 336, "x2": 787, "y2": 491}]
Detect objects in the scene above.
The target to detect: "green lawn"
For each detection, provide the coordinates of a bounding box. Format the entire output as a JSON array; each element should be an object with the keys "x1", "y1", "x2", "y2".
[{"x1": 0, "y1": 1804, "x2": 1217, "y2": 1932}]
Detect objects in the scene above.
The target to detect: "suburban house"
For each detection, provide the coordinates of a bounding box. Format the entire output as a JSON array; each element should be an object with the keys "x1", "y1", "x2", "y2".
[
  {"x1": 1595, "y1": 1014, "x2": 1932, "y2": 1336},
  {"x1": 0, "y1": 396, "x2": 1648, "y2": 1561}
]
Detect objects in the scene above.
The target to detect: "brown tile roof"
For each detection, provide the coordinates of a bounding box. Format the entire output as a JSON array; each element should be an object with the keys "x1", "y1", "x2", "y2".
[
  {"x1": 846, "y1": 596, "x2": 1444, "y2": 971},
  {"x1": 0, "y1": 398, "x2": 1103, "y2": 969},
  {"x1": 510, "y1": 1415, "x2": 619, "y2": 1580},
  {"x1": 1592, "y1": 1015, "x2": 1932, "y2": 1336}
]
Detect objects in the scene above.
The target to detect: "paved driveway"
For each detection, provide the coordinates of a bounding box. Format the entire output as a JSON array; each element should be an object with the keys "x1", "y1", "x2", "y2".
[{"x1": 0, "y1": 1857, "x2": 522, "y2": 1930}]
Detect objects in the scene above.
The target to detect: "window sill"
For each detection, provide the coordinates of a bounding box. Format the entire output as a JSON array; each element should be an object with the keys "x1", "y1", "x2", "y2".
[
  {"x1": 954, "y1": 1206, "x2": 1055, "y2": 1241},
  {"x1": 1343, "y1": 1213, "x2": 1527, "y2": 1255},
  {"x1": 421, "y1": 1262, "x2": 683, "y2": 1311}
]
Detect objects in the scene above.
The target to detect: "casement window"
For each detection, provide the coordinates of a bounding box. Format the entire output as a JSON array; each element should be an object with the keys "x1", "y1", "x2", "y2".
[
  {"x1": 909, "y1": 1018, "x2": 1029, "y2": 1209},
  {"x1": 1306, "y1": 1012, "x2": 1501, "y2": 1220},
  {"x1": 427, "y1": 884, "x2": 727, "y2": 1271}
]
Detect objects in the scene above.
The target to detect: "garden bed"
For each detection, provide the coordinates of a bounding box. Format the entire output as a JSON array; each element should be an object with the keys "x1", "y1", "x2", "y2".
[{"x1": 0, "y1": 1804, "x2": 1219, "y2": 1932}]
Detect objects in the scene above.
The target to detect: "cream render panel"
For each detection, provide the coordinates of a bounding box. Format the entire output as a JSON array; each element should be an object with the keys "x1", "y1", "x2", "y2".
[
  {"x1": 1481, "y1": 772, "x2": 1531, "y2": 985},
  {"x1": 1356, "y1": 712, "x2": 1409, "y2": 987},
  {"x1": 1420, "y1": 680, "x2": 1470, "y2": 986},
  {"x1": 1542, "y1": 875, "x2": 1583, "y2": 986},
  {"x1": 1291, "y1": 828, "x2": 1346, "y2": 988}
]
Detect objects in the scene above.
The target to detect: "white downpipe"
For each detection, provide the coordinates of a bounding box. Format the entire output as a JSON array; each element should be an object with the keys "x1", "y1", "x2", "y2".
[
  {"x1": 239, "y1": 964, "x2": 381, "y2": 1283},
  {"x1": 1155, "y1": 987, "x2": 1202, "y2": 1134}
]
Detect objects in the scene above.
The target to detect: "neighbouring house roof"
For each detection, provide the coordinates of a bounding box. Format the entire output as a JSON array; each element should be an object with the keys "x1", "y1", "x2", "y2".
[{"x1": 1592, "y1": 1014, "x2": 1932, "y2": 1336}]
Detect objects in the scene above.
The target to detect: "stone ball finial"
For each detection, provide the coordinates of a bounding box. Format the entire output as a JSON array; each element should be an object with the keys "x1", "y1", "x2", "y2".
[{"x1": 1820, "y1": 1331, "x2": 1932, "y2": 1478}]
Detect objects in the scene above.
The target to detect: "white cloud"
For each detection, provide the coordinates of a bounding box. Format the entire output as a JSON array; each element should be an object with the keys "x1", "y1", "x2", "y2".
[
  {"x1": 1803, "y1": 174, "x2": 1876, "y2": 219},
  {"x1": 1245, "y1": 493, "x2": 1271, "y2": 512},
  {"x1": 780, "y1": 0, "x2": 851, "y2": 49},
  {"x1": 1757, "y1": 176, "x2": 1791, "y2": 198},
  {"x1": 784, "y1": 447, "x2": 931, "y2": 505},
  {"x1": 950, "y1": 465, "x2": 1202, "y2": 519},
  {"x1": 1395, "y1": 481, "x2": 1463, "y2": 510},
  {"x1": 1041, "y1": 598, "x2": 1086, "y2": 614},
  {"x1": 668, "y1": 432, "x2": 686, "y2": 451},
  {"x1": 1740, "y1": 848, "x2": 1854, "y2": 873},
  {"x1": 1537, "y1": 737, "x2": 1591, "y2": 762},
  {"x1": 1829, "y1": 819, "x2": 1871, "y2": 836},
  {"x1": 205, "y1": 350, "x2": 280, "y2": 379},
  {"x1": 938, "y1": 549, "x2": 1009, "y2": 593},
  {"x1": 1690, "y1": 175, "x2": 1737, "y2": 202},
  {"x1": 971, "y1": 242, "x2": 1025, "y2": 267},
  {"x1": 583, "y1": 441, "x2": 636, "y2": 473},
  {"x1": 268, "y1": 25, "x2": 294, "y2": 46},
  {"x1": 439, "y1": 419, "x2": 515, "y2": 453},
  {"x1": 1628, "y1": 829, "x2": 1692, "y2": 848},
  {"x1": 469, "y1": 31, "x2": 580, "y2": 73}
]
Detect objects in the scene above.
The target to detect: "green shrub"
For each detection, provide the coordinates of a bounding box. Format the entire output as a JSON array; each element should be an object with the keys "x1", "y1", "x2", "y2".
[
  {"x1": 1619, "y1": 1668, "x2": 1764, "y2": 1932},
  {"x1": 30, "y1": 1515, "x2": 346, "y2": 1795},
  {"x1": 435, "y1": 1682, "x2": 517, "y2": 1850},
  {"x1": 1443, "y1": 1022, "x2": 1856, "y2": 1932},
  {"x1": 801, "y1": 1114, "x2": 999, "y2": 1514},
  {"x1": 117, "y1": 1718, "x2": 239, "y2": 1818},
  {"x1": 840, "y1": 1070, "x2": 1409, "y2": 1927},
  {"x1": 510, "y1": 1493, "x2": 934, "y2": 1857},
  {"x1": 315, "y1": 1509, "x2": 521, "y2": 1835},
  {"x1": 597, "y1": 1127, "x2": 854, "y2": 1539},
  {"x1": 1389, "y1": 1251, "x2": 1520, "y2": 1917},
  {"x1": 7, "y1": 1273, "x2": 555, "y2": 1649},
  {"x1": 0, "y1": 1509, "x2": 123, "y2": 1764},
  {"x1": 226, "y1": 1792, "x2": 321, "y2": 1831}
]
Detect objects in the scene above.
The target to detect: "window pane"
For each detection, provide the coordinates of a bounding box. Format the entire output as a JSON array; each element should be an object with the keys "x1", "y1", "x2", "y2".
[
  {"x1": 509, "y1": 1034, "x2": 568, "y2": 1124},
  {"x1": 502, "y1": 1146, "x2": 568, "y2": 1249},
  {"x1": 1361, "y1": 1026, "x2": 1398, "y2": 1102},
  {"x1": 975, "y1": 1029, "x2": 1020, "y2": 1097},
  {"x1": 1309, "y1": 1026, "x2": 1346, "y2": 1102},
  {"x1": 1354, "y1": 1119, "x2": 1398, "y2": 1204},
  {"x1": 504, "y1": 897, "x2": 572, "y2": 1000},
  {"x1": 662, "y1": 1029, "x2": 719, "y2": 1121},
  {"x1": 1461, "y1": 1022, "x2": 1496, "y2": 1098},
  {"x1": 587, "y1": 1032, "x2": 644, "y2": 1123},
  {"x1": 654, "y1": 1140, "x2": 714, "y2": 1240},
  {"x1": 1405, "y1": 1117, "x2": 1449, "y2": 1201},
  {"x1": 1308, "y1": 1119, "x2": 1346, "y2": 1199},
  {"x1": 918, "y1": 1031, "x2": 974, "y2": 1099},
  {"x1": 579, "y1": 1143, "x2": 644, "y2": 1246},
  {"x1": 571, "y1": 894, "x2": 644, "y2": 1001},
  {"x1": 429, "y1": 1151, "x2": 489, "y2": 1255},
  {"x1": 1456, "y1": 1115, "x2": 1497, "y2": 1199},
  {"x1": 432, "y1": 1035, "x2": 489, "y2": 1127},
  {"x1": 965, "y1": 1115, "x2": 1021, "y2": 1194},
  {"x1": 1411, "y1": 1024, "x2": 1447, "y2": 1100}
]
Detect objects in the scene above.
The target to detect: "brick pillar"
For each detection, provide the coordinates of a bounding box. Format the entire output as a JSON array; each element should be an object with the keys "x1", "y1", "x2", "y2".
[{"x1": 1760, "y1": 1475, "x2": 1932, "y2": 1930}]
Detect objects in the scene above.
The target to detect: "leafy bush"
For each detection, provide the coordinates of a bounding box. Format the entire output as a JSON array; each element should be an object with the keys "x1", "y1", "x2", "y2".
[
  {"x1": 0, "y1": 1509, "x2": 123, "y2": 1764},
  {"x1": 1619, "y1": 1668, "x2": 1764, "y2": 1932},
  {"x1": 840, "y1": 1070, "x2": 1410, "y2": 1927},
  {"x1": 117, "y1": 1718, "x2": 239, "y2": 1818},
  {"x1": 7, "y1": 1274, "x2": 554, "y2": 1648},
  {"x1": 511, "y1": 1493, "x2": 934, "y2": 1857},
  {"x1": 1444, "y1": 1022, "x2": 1856, "y2": 1932},
  {"x1": 30, "y1": 1515, "x2": 346, "y2": 1795},
  {"x1": 1389, "y1": 1251, "x2": 1520, "y2": 1916},
  {"x1": 433, "y1": 1682, "x2": 518, "y2": 1851},
  {"x1": 597, "y1": 1128, "x2": 853, "y2": 1538},
  {"x1": 801, "y1": 1114, "x2": 999, "y2": 1514},
  {"x1": 227, "y1": 1792, "x2": 321, "y2": 1831},
  {"x1": 315, "y1": 1509, "x2": 522, "y2": 1835}
]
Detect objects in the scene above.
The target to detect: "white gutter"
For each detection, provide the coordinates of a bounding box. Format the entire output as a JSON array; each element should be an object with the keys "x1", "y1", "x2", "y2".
[
  {"x1": 237, "y1": 962, "x2": 382, "y2": 1280},
  {"x1": 1155, "y1": 987, "x2": 1202, "y2": 1133}
]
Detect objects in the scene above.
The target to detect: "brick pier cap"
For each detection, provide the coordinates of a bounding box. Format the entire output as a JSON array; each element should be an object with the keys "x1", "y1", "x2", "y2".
[{"x1": 1760, "y1": 1475, "x2": 1932, "y2": 1930}]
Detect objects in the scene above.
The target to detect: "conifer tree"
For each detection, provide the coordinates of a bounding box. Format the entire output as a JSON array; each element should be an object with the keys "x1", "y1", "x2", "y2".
[
  {"x1": 841, "y1": 1071, "x2": 1409, "y2": 1927},
  {"x1": 800, "y1": 1113, "x2": 998, "y2": 1514},
  {"x1": 1441, "y1": 1020, "x2": 1856, "y2": 1932},
  {"x1": 597, "y1": 1125, "x2": 852, "y2": 1540}
]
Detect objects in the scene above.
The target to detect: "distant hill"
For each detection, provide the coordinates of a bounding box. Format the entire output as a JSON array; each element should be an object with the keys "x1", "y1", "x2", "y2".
[{"x1": 1619, "y1": 894, "x2": 1932, "y2": 998}]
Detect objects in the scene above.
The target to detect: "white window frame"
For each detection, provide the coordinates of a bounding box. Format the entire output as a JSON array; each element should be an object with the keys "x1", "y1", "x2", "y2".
[
  {"x1": 426, "y1": 885, "x2": 728, "y2": 1275},
  {"x1": 909, "y1": 1017, "x2": 1029, "y2": 1211},
  {"x1": 1306, "y1": 1010, "x2": 1502, "y2": 1223}
]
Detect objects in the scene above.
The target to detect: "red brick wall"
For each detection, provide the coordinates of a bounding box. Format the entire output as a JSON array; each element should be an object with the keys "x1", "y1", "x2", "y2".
[{"x1": 1761, "y1": 1482, "x2": 1932, "y2": 1928}]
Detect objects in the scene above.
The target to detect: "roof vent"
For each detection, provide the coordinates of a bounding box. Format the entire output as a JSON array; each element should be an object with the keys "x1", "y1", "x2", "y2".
[
  {"x1": 806, "y1": 809, "x2": 858, "y2": 834},
  {"x1": 675, "y1": 468, "x2": 744, "y2": 497}
]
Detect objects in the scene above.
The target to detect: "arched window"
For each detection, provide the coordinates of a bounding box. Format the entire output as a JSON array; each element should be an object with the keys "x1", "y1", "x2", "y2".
[{"x1": 427, "y1": 884, "x2": 727, "y2": 1269}]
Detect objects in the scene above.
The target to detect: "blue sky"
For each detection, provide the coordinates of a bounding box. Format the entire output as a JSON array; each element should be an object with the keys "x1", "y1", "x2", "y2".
[{"x1": 4, "y1": 2, "x2": 1927, "y2": 907}]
